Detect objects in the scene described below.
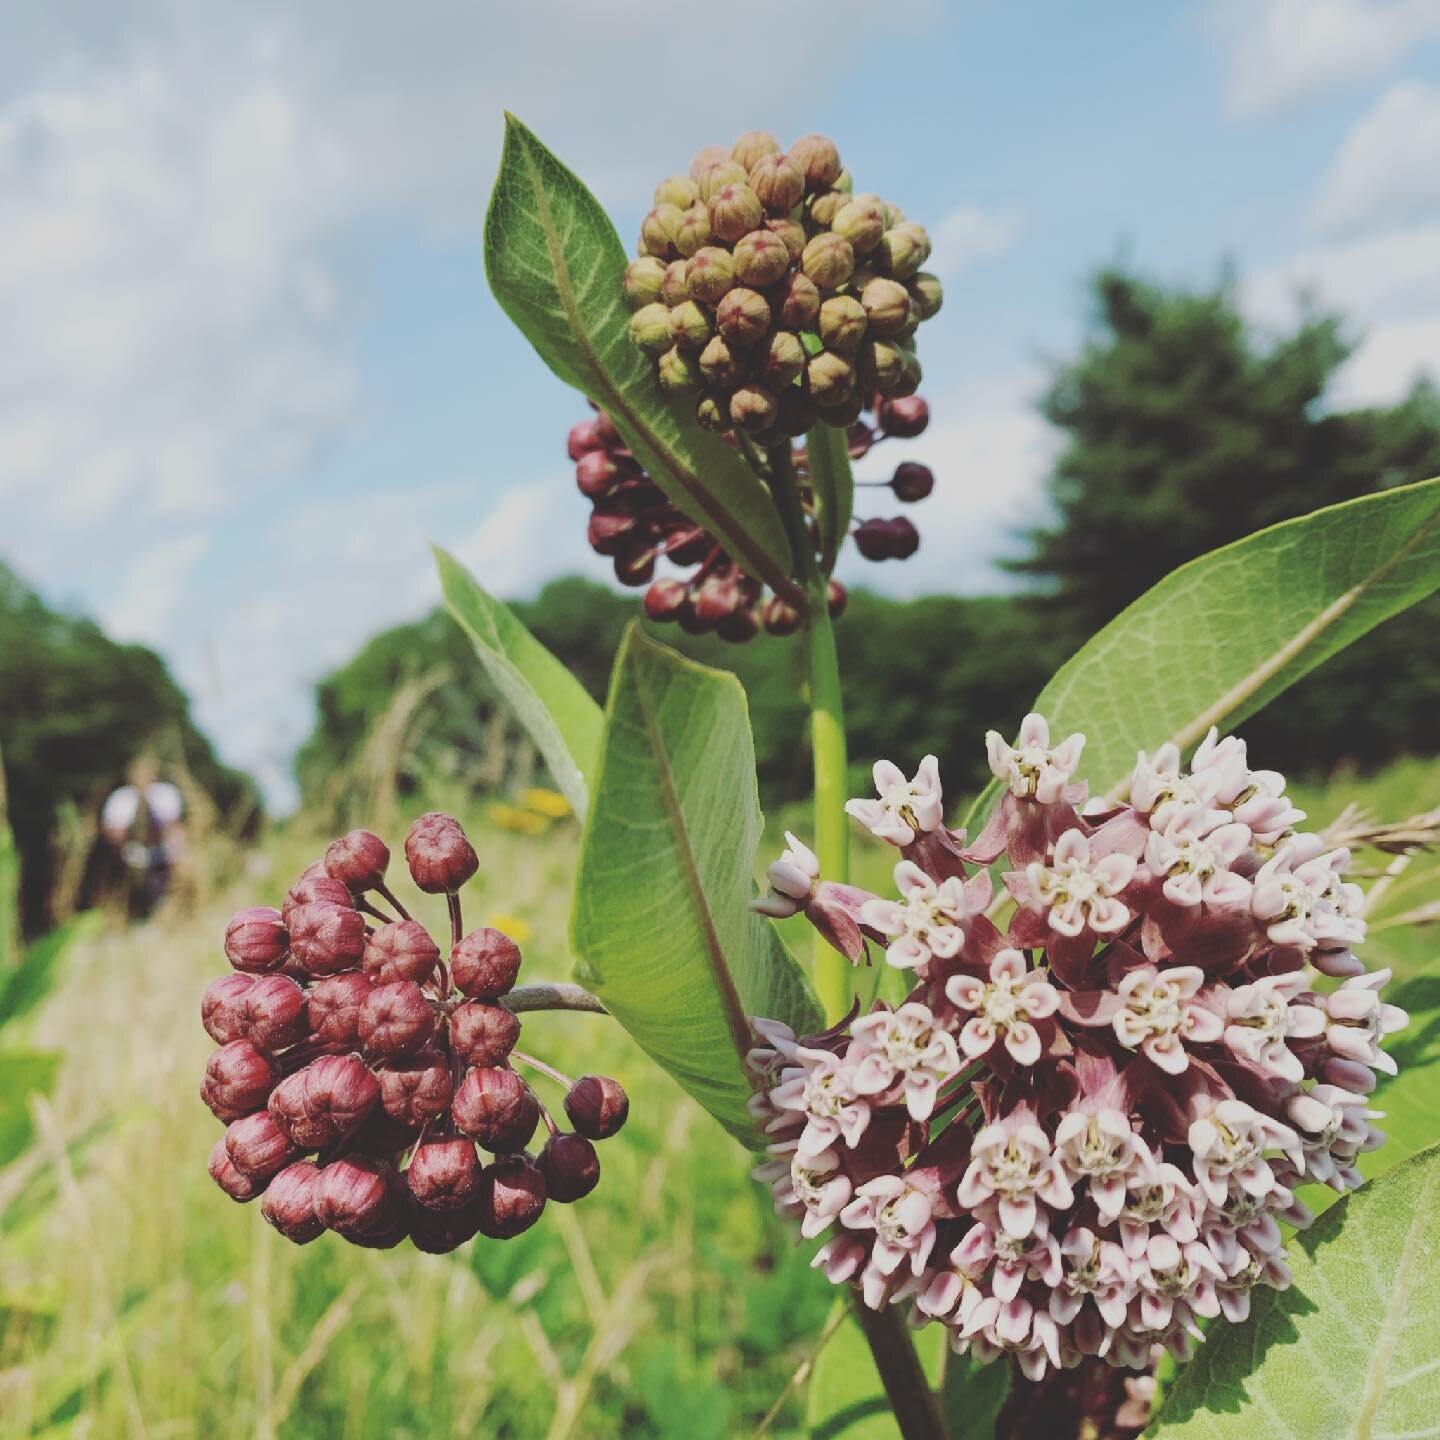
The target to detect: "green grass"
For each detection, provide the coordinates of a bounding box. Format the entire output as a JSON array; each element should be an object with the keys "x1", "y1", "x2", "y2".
[{"x1": 1, "y1": 758, "x2": 1436, "y2": 1438}]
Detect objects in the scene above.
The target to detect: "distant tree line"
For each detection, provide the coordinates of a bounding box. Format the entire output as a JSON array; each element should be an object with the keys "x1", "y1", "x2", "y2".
[
  {"x1": 297, "y1": 268, "x2": 1440, "y2": 814},
  {"x1": 0, "y1": 564, "x2": 257, "y2": 934}
]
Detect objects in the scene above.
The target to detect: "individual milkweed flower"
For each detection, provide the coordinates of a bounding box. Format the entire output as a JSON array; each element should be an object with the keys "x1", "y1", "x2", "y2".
[
  {"x1": 1050, "y1": 1226, "x2": 1134, "y2": 1329},
  {"x1": 1190, "y1": 728, "x2": 1306, "y2": 844},
  {"x1": 769, "y1": 1047, "x2": 871, "y2": 1156},
  {"x1": 1321, "y1": 970, "x2": 1408, "y2": 1075},
  {"x1": 985, "y1": 713, "x2": 1085, "y2": 804},
  {"x1": 848, "y1": 1002, "x2": 961, "y2": 1119},
  {"x1": 1014, "y1": 830, "x2": 1135, "y2": 938},
  {"x1": 861, "y1": 861, "x2": 968, "y2": 971},
  {"x1": 1222, "y1": 972, "x2": 1326, "y2": 1082},
  {"x1": 844, "y1": 755, "x2": 944, "y2": 846},
  {"x1": 945, "y1": 949, "x2": 1059, "y2": 1066},
  {"x1": 840, "y1": 1174, "x2": 938, "y2": 1277},
  {"x1": 754, "y1": 831, "x2": 820, "y2": 918},
  {"x1": 1143, "y1": 806, "x2": 1253, "y2": 909},
  {"x1": 1130, "y1": 1232, "x2": 1226, "y2": 1329},
  {"x1": 753, "y1": 1141, "x2": 854, "y2": 1239},
  {"x1": 960, "y1": 1293, "x2": 1064, "y2": 1381},
  {"x1": 1116, "y1": 1162, "x2": 1201, "y2": 1258},
  {"x1": 1187, "y1": 1099, "x2": 1301, "y2": 1208},
  {"x1": 1052, "y1": 1109, "x2": 1156, "y2": 1222},
  {"x1": 952, "y1": 1219, "x2": 1061, "y2": 1300},
  {"x1": 1128, "y1": 744, "x2": 1228, "y2": 833},
  {"x1": 1111, "y1": 965, "x2": 1223, "y2": 1073},
  {"x1": 1285, "y1": 1083, "x2": 1383, "y2": 1189},
  {"x1": 812, "y1": 1233, "x2": 868, "y2": 1284},
  {"x1": 957, "y1": 1113, "x2": 1074, "y2": 1239},
  {"x1": 1215, "y1": 1250, "x2": 1291, "y2": 1322}
]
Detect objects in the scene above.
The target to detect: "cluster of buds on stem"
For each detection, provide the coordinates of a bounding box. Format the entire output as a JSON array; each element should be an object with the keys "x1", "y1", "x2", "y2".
[
  {"x1": 750, "y1": 722, "x2": 1406, "y2": 1381},
  {"x1": 568, "y1": 395, "x2": 934, "y2": 640},
  {"x1": 625, "y1": 132, "x2": 940, "y2": 439},
  {"x1": 201, "y1": 814, "x2": 627, "y2": 1252}
]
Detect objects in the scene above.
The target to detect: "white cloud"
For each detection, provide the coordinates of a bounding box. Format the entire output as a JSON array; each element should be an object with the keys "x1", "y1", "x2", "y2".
[
  {"x1": 931, "y1": 204, "x2": 1023, "y2": 278},
  {"x1": 1208, "y1": 0, "x2": 1440, "y2": 116},
  {"x1": 843, "y1": 369, "x2": 1055, "y2": 598},
  {"x1": 1311, "y1": 82, "x2": 1440, "y2": 233},
  {"x1": 108, "y1": 530, "x2": 212, "y2": 644},
  {"x1": 0, "y1": 0, "x2": 942, "y2": 804}
]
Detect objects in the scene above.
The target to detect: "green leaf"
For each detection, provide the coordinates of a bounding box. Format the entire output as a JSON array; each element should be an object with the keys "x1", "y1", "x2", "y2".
[
  {"x1": 434, "y1": 546, "x2": 603, "y2": 820},
  {"x1": 808, "y1": 422, "x2": 855, "y2": 575},
  {"x1": 0, "y1": 914, "x2": 98, "y2": 1031},
  {"x1": 570, "y1": 626, "x2": 821, "y2": 1143},
  {"x1": 967, "y1": 477, "x2": 1440, "y2": 829},
  {"x1": 939, "y1": 1350, "x2": 1011, "y2": 1439},
  {"x1": 0, "y1": 1048, "x2": 61, "y2": 1166},
  {"x1": 1152, "y1": 1144, "x2": 1440, "y2": 1439},
  {"x1": 484, "y1": 114, "x2": 799, "y2": 604}
]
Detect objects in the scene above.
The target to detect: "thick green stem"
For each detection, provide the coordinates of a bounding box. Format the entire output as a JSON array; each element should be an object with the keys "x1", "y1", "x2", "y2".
[
  {"x1": 763, "y1": 440, "x2": 941, "y2": 1440},
  {"x1": 766, "y1": 443, "x2": 849, "y2": 1020}
]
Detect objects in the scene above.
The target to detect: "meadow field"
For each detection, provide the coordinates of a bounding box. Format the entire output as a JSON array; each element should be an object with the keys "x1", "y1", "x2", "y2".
[{"x1": 1, "y1": 759, "x2": 1436, "y2": 1439}]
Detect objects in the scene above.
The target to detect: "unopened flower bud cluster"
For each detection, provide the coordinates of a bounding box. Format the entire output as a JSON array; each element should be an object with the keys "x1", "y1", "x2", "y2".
[
  {"x1": 202, "y1": 814, "x2": 627, "y2": 1252},
  {"x1": 567, "y1": 396, "x2": 933, "y2": 641},
  {"x1": 750, "y1": 720, "x2": 1406, "y2": 1380},
  {"x1": 625, "y1": 131, "x2": 941, "y2": 441}
]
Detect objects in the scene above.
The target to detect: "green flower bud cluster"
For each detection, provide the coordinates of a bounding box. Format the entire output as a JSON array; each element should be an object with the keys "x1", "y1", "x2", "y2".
[{"x1": 624, "y1": 131, "x2": 943, "y2": 442}]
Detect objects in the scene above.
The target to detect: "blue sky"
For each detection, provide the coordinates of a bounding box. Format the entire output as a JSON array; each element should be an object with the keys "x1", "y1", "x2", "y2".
[{"x1": 5, "y1": 0, "x2": 1440, "y2": 807}]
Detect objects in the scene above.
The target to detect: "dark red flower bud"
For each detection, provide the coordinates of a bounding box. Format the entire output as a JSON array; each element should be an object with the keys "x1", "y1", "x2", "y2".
[
  {"x1": 566, "y1": 418, "x2": 604, "y2": 460},
  {"x1": 614, "y1": 547, "x2": 656, "y2": 588},
  {"x1": 202, "y1": 1040, "x2": 277, "y2": 1122},
  {"x1": 592, "y1": 410, "x2": 622, "y2": 446},
  {"x1": 377, "y1": 1051, "x2": 453, "y2": 1128},
  {"x1": 564, "y1": 1075, "x2": 629, "y2": 1139},
  {"x1": 692, "y1": 573, "x2": 740, "y2": 627},
  {"x1": 287, "y1": 902, "x2": 366, "y2": 976},
  {"x1": 268, "y1": 1053, "x2": 379, "y2": 1149},
  {"x1": 349, "y1": 1213, "x2": 410, "y2": 1249},
  {"x1": 224, "y1": 906, "x2": 289, "y2": 973},
  {"x1": 315, "y1": 1154, "x2": 399, "y2": 1239},
  {"x1": 404, "y1": 812, "x2": 479, "y2": 894},
  {"x1": 262, "y1": 1160, "x2": 325, "y2": 1244},
  {"x1": 762, "y1": 596, "x2": 803, "y2": 637},
  {"x1": 539, "y1": 1133, "x2": 601, "y2": 1203},
  {"x1": 889, "y1": 516, "x2": 920, "y2": 558},
  {"x1": 202, "y1": 973, "x2": 256, "y2": 1044},
  {"x1": 407, "y1": 1138, "x2": 482, "y2": 1211},
  {"x1": 644, "y1": 577, "x2": 690, "y2": 623},
  {"x1": 282, "y1": 874, "x2": 353, "y2": 926},
  {"x1": 826, "y1": 579, "x2": 848, "y2": 619},
  {"x1": 847, "y1": 422, "x2": 875, "y2": 459},
  {"x1": 241, "y1": 974, "x2": 310, "y2": 1051},
  {"x1": 877, "y1": 394, "x2": 929, "y2": 438},
  {"x1": 324, "y1": 829, "x2": 390, "y2": 892},
  {"x1": 308, "y1": 972, "x2": 373, "y2": 1046},
  {"x1": 362, "y1": 919, "x2": 440, "y2": 987},
  {"x1": 718, "y1": 605, "x2": 761, "y2": 644},
  {"x1": 359, "y1": 980, "x2": 435, "y2": 1058},
  {"x1": 586, "y1": 506, "x2": 638, "y2": 557},
  {"x1": 452, "y1": 1067, "x2": 539, "y2": 1152},
  {"x1": 450, "y1": 1002, "x2": 522, "y2": 1067},
  {"x1": 225, "y1": 1110, "x2": 297, "y2": 1180},
  {"x1": 576, "y1": 449, "x2": 620, "y2": 497},
  {"x1": 209, "y1": 1136, "x2": 266, "y2": 1201},
  {"x1": 408, "y1": 1195, "x2": 483, "y2": 1254},
  {"x1": 853, "y1": 517, "x2": 902, "y2": 561},
  {"x1": 891, "y1": 461, "x2": 934, "y2": 503},
  {"x1": 478, "y1": 1155, "x2": 547, "y2": 1239},
  {"x1": 450, "y1": 927, "x2": 522, "y2": 1000}
]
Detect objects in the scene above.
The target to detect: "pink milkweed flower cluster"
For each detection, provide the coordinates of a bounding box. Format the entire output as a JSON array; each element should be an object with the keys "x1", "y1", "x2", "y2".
[{"x1": 749, "y1": 717, "x2": 1407, "y2": 1381}]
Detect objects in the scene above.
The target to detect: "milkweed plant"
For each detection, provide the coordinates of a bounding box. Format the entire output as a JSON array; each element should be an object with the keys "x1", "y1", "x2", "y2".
[{"x1": 202, "y1": 120, "x2": 1440, "y2": 1439}]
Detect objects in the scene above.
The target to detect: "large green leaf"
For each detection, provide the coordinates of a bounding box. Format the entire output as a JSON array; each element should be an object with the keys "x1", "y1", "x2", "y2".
[
  {"x1": 570, "y1": 626, "x2": 821, "y2": 1143},
  {"x1": 808, "y1": 422, "x2": 855, "y2": 575},
  {"x1": 967, "y1": 478, "x2": 1440, "y2": 828},
  {"x1": 484, "y1": 114, "x2": 800, "y2": 605},
  {"x1": 434, "y1": 547, "x2": 603, "y2": 821},
  {"x1": 1153, "y1": 1145, "x2": 1440, "y2": 1439},
  {"x1": 0, "y1": 1049, "x2": 61, "y2": 1166}
]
